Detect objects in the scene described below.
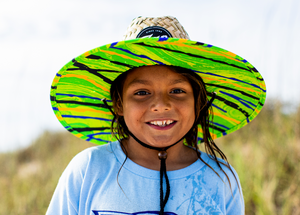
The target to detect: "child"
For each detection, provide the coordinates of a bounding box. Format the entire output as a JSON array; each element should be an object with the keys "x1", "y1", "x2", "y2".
[{"x1": 48, "y1": 16, "x2": 266, "y2": 214}]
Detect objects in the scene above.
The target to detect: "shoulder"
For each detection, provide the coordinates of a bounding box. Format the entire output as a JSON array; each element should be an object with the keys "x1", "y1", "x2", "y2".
[
  {"x1": 61, "y1": 141, "x2": 120, "y2": 180},
  {"x1": 71, "y1": 142, "x2": 115, "y2": 163},
  {"x1": 68, "y1": 143, "x2": 111, "y2": 165},
  {"x1": 46, "y1": 143, "x2": 122, "y2": 214},
  {"x1": 198, "y1": 151, "x2": 243, "y2": 199},
  {"x1": 199, "y1": 151, "x2": 239, "y2": 182},
  {"x1": 199, "y1": 151, "x2": 244, "y2": 212}
]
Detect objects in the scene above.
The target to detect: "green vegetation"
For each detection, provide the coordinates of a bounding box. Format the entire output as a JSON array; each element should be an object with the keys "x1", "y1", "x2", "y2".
[
  {"x1": 217, "y1": 100, "x2": 300, "y2": 215},
  {"x1": 0, "y1": 100, "x2": 299, "y2": 215},
  {"x1": 0, "y1": 131, "x2": 94, "y2": 214}
]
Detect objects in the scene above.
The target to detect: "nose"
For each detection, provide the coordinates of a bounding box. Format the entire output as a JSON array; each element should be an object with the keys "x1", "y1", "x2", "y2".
[{"x1": 150, "y1": 92, "x2": 171, "y2": 112}]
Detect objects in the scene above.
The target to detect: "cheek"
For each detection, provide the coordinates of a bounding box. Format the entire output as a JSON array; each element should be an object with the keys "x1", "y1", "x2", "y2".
[
  {"x1": 122, "y1": 101, "x2": 146, "y2": 124},
  {"x1": 182, "y1": 98, "x2": 195, "y2": 123}
]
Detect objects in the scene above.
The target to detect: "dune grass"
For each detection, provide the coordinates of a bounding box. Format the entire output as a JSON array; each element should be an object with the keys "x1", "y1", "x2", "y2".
[
  {"x1": 0, "y1": 131, "x2": 94, "y2": 214},
  {"x1": 215, "y1": 100, "x2": 300, "y2": 215},
  {"x1": 0, "y1": 100, "x2": 299, "y2": 214}
]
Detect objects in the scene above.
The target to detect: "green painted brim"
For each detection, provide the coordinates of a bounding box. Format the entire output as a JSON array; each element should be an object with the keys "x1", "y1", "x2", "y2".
[{"x1": 50, "y1": 37, "x2": 266, "y2": 145}]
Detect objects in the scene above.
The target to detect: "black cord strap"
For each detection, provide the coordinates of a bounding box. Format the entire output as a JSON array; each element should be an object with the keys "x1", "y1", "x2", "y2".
[
  {"x1": 199, "y1": 92, "x2": 217, "y2": 116},
  {"x1": 102, "y1": 99, "x2": 116, "y2": 118},
  {"x1": 127, "y1": 130, "x2": 184, "y2": 215},
  {"x1": 160, "y1": 156, "x2": 170, "y2": 215}
]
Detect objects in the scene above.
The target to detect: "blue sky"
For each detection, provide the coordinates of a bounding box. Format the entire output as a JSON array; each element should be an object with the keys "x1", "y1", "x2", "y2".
[{"x1": 0, "y1": 0, "x2": 299, "y2": 151}]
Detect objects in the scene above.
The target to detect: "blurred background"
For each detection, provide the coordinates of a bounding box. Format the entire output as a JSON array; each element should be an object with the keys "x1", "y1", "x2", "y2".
[{"x1": 0, "y1": 0, "x2": 299, "y2": 214}]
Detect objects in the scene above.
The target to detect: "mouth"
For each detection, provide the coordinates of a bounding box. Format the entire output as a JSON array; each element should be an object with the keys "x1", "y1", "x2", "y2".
[{"x1": 146, "y1": 120, "x2": 177, "y2": 129}]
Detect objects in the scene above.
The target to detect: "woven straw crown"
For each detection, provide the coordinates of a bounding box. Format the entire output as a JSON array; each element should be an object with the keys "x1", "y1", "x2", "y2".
[{"x1": 123, "y1": 16, "x2": 190, "y2": 40}]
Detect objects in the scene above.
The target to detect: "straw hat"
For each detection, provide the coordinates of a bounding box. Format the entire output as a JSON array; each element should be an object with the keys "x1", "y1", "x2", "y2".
[
  {"x1": 50, "y1": 16, "x2": 266, "y2": 144},
  {"x1": 123, "y1": 16, "x2": 190, "y2": 40}
]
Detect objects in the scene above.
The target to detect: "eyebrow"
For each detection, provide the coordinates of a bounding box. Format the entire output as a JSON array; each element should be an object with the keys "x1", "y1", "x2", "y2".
[
  {"x1": 127, "y1": 79, "x2": 152, "y2": 87},
  {"x1": 170, "y1": 78, "x2": 189, "y2": 85}
]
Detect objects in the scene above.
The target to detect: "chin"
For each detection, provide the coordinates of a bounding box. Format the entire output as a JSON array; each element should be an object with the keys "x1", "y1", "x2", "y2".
[{"x1": 147, "y1": 136, "x2": 179, "y2": 147}]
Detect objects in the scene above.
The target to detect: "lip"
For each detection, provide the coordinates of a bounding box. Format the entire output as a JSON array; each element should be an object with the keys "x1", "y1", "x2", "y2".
[{"x1": 146, "y1": 120, "x2": 177, "y2": 131}]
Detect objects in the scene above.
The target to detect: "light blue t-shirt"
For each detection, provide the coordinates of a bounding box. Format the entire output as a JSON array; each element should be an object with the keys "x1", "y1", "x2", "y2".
[{"x1": 46, "y1": 141, "x2": 244, "y2": 215}]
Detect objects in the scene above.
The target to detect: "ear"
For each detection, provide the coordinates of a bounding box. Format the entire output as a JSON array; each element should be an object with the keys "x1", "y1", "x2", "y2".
[{"x1": 116, "y1": 99, "x2": 124, "y2": 116}]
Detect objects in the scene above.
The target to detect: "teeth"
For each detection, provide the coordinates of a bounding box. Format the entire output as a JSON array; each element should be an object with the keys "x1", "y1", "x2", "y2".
[{"x1": 150, "y1": 120, "x2": 174, "y2": 127}]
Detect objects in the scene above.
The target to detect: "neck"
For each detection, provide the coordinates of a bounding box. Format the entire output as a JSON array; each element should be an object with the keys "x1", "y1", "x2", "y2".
[{"x1": 121, "y1": 137, "x2": 198, "y2": 171}]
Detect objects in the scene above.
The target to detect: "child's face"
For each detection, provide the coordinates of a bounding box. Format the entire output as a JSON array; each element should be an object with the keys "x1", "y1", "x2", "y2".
[{"x1": 119, "y1": 65, "x2": 195, "y2": 148}]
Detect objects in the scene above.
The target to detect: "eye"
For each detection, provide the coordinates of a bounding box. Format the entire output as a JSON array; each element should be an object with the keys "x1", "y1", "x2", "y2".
[
  {"x1": 134, "y1": 90, "x2": 150, "y2": 95},
  {"x1": 170, "y1": 89, "x2": 185, "y2": 94}
]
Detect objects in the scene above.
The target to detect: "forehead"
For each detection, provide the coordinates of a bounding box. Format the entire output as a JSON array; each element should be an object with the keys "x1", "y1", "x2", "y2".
[{"x1": 123, "y1": 65, "x2": 190, "y2": 87}]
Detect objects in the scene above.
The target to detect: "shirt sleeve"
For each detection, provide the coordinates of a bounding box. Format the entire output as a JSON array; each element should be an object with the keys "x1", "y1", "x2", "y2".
[{"x1": 46, "y1": 150, "x2": 90, "y2": 215}]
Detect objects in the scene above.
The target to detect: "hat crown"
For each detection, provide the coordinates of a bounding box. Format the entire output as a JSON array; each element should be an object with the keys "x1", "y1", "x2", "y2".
[{"x1": 123, "y1": 16, "x2": 190, "y2": 40}]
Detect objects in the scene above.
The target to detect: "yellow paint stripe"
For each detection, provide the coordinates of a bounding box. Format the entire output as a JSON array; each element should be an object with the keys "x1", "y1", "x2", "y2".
[
  {"x1": 197, "y1": 128, "x2": 217, "y2": 139},
  {"x1": 211, "y1": 133, "x2": 217, "y2": 139},
  {"x1": 75, "y1": 133, "x2": 84, "y2": 138},
  {"x1": 159, "y1": 41, "x2": 241, "y2": 63},
  {"x1": 213, "y1": 112, "x2": 240, "y2": 124},
  {"x1": 202, "y1": 76, "x2": 260, "y2": 94},
  {"x1": 58, "y1": 107, "x2": 112, "y2": 115},
  {"x1": 259, "y1": 82, "x2": 266, "y2": 89},
  {"x1": 177, "y1": 39, "x2": 188, "y2": 43},
  {"x1": 84, "y1": 51, "x2": 90, "y2": 57},
  {"x1": 62, "y1": 74, "x2": 110, "y2": 92},
  {"x1": 52, "y1": 79, "x2": 59, "y2": 84},
  {"x1": 101, "y1": 50, "x2": 147, "y2": 64},
  {"x1": 56, "y1": 115, "x2": 63, "y2": 120},
  {"x1": 226, "y1": 51, "x2": 237, "y2": 57}
]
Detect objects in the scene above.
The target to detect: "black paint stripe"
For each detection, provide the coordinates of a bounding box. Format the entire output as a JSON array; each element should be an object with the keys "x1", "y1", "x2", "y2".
[
  {"x1": 247, "y1": 66, "x2": 264, "y2": 81},
  {"x1": 208, "y1": 92, "x2": 250, "y2": 118},
  {"x1": 50, "y1": 96, "x2": 56, "y2": 101},
  {"x1": 249, "y1": 67, "x2": 259, "y2": 73},
  {"x1": 206, "y1": 83, "x2": 259, "y2": 100},
  {"x1": 195, "y1": 42, "x2": 205, "y2": 46},
  {"x1": 67, "y1": 128, "x2": 75, "y2": 132},
  {"x1": 55, "y1": 100, "x2": 111, "y2": 109},
  {"x1": 209, "y1": 124, "x2": 227, "y2": 133},
  {"x1": 66, "y1": 59, "x2": 113, "y2": 84},
  {"x1": 51, "y1": 86, "x2": 57, "y2": 89},
  {"x1": 67, "y1": 68, "x2": 122, "y2": 73},
  {"x1": 86, "y1": 55, "x2": 134, "y2": 68},
  {"x1": 134, "y1": 42, "x2": 251, "y2": 72}
]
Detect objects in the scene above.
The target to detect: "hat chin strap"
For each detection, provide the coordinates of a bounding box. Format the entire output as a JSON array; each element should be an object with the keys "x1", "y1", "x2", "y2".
[{"x1": 127, "y1": 130, "x2": 185, "y2": 215}]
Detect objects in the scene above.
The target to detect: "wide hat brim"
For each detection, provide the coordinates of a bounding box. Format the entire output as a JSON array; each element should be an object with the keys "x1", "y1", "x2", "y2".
[{"x1": 50, "y1": 37, "x2": 266, "y2": 144}]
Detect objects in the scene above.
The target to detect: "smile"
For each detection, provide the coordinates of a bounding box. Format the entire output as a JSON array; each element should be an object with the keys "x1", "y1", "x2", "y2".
[{"x1": 147, "y1": 120, "x2": 175, "y2": 127}]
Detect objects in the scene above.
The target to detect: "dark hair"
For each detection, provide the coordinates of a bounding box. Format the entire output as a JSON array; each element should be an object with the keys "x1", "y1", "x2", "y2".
[{"x1": 110, "y1": 65, "x2": 240, "y2": 193}]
